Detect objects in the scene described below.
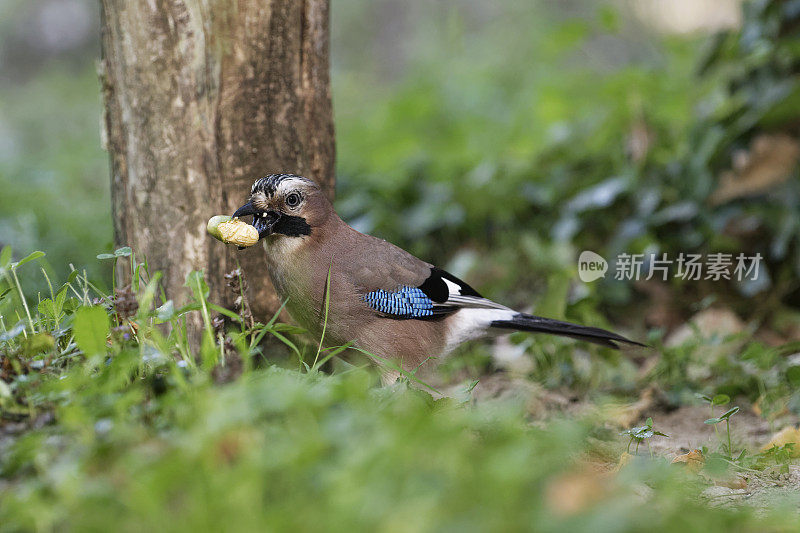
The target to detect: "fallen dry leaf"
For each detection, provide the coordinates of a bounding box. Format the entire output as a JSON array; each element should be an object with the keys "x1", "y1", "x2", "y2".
[
  {"x1": 711, "y1": 133, "x2": 800, "y2": 205},
  {"x1": 633, "y1": 280, "x2": 684, "y2": 331},
  {"x1": 612, "y1": 452, "x2": 634, "y2": 474},
  {"x1": 760, "y1": 426, "x2": 800, "y2": 457},
  {"x1": 627, "y1": 118, "x2": 653, "y2": 163},
  {"x1": 665, "y1": 308, "x2": 745, "y2": 347},
  {"x1": 545, "y1": 467, "x2": 610, "y2": 516},
  {"x1": 671, "y1": 449, "x2": 705, "y2": 473},
  {"x1": 752, "y1": 396, "x2": 790, "y2": 419},
  {"x1": 715, "y1": 476, "x2": 748, "y2": 490},
  {"x1": 604, "y1": 387, "x2": 655, "y2": 428}
]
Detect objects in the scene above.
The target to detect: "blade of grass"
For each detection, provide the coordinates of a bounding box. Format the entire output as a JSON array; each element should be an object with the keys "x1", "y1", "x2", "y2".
[
  {"x1": 312, "y1": 341, "x2": 354, "y2": 371},
  {"x1": 8, "y1": 267, "x2": 34, "y2": 333},
  {"x1": 208, "y1": 302, "x2": 243, "y2": 323},
  {"x1": 265, "y1": 298, "x2": 290, "y2": 329},
  {"x1": 270, "y1": 330, "x2": 303, "y2": 361},
  {"x1": 348, "y1": 346, "x2": 442, "y2": 395},
  {"x1": 312, "y1": 261, "x2": 333, "y2": 369}
]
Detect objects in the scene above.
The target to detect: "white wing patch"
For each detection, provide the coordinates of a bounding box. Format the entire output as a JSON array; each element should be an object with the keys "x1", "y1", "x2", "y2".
[
  {"x1": 440, "y1": 276, "x2": 509, "y2": 310},
  {"x1": 445, "y1": 295, "x2": 510, "y2": 310},
  {"x1": 443, "y1": 278, "x2": 462, "y2": 295},
  {"x1": 443, "y1": 308, "x2": 517, "y2": 354}
]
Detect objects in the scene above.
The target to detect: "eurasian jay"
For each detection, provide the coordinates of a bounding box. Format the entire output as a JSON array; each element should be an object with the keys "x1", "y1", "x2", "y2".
[{"x1": 233, "y1": 173, "x2": 642, "y2": 382}]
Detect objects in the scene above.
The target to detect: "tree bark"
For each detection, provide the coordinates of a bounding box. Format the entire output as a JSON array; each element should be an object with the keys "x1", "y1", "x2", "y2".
[{"x1": 99, "y1": 1, "x2": 335, "y2": 325}]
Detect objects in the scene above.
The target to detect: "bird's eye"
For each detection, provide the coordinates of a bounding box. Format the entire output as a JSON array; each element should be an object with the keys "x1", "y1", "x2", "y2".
[{"x1": 285, "y1": 192, "x2": 302, "y2": 208}]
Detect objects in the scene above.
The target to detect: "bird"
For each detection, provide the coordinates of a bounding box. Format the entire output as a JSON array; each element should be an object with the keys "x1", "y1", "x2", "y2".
[{"x1": 232, "y1": 173, "x2": 643, "y2": 384}]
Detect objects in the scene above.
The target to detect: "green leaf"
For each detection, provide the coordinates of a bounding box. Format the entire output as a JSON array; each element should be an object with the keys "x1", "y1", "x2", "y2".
[
  {"x1": 176, "y1": 302, "x2": 202, "y2": 315},
  {"x1": 132, "y1": 261, "x2": 141, "y2": 292},
  {"x1": 704, "y1": 417, "x2": 722, "y2": 425},
  {"x1": 57, "y1": 270, "x2": 79, "y2": 294},
  {"x1": 270, "y1": 330, "x2": 302, "y2": 359},
  {"x1": 156, "y1": 300, "x2": 175, "y2": 322},
  {"x1": 96, "y1": 253, "x2": 116, "y2": 260},
  {"x1": 114, "y1": 246, "x2": 133, "y2": 257},
  {"x1": 265, "y1": 298, "x2": 290, "y2": 329},
  {"x1": 55, "y1": 286, "x2": 68, "y2": 314},
  {"x1": 184, "y1": 271, "x2": 209, "y2": 300},
  {"x1": 718, "y1": 406, "x2": 740, "y2": 420},
  {"x1": 314, "y1": 262, "x2": 334, "y2": 366},
  {"x1": 695, "y1": 393, "x2": 713, "y2": 403},
  {"x1": 786, "y1": 366, "x2": 800, "y2": 387},
  {"x1": 0, "y1": 287, "x2": 12, "y2": 303},
  {"x1": 597, "y1": 5, "x2": 619, "y2": 33},
  {"x1": 271, "y1": 323, "x2": 307, "y2": 335},
  {"x1": 22, "y1": 333, "x2": 55, "y2": 355},
  {"x1": 313, "y1": 341, "x2": 354, "y2": 370},
  {"x1": 137, "y1": 271, "x2": 162, "y2": 316},
  {"x1": 73, "y1": 305, "x2": 110, "y2": 357},
  {"x1": 712, "y1": 394, "x2": 730, "y2": 406},
  {"x1": 0, "y1": 245, "x2": 12, "y2": 268},
  {"x1": 11, "y1": 250, "x2": 45, "y2": 270},
  {"x1": 38, "y1": 298, "x2": 57, "y2": 320},
  {"x1": 208, "y1": 303, "x2": 242, "y2": 323}
]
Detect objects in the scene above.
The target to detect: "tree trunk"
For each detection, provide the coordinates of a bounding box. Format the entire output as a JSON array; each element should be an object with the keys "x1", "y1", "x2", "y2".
[{"x1": 99, "y1": 1, "x2": 335, "y2": 325}]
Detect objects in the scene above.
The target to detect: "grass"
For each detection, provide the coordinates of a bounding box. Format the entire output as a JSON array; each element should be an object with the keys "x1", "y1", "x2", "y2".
[
  {"x1": 2, "y1": 2, "x2": 799, "y2": 529},
  {"x1": 2, "y1": 247, "x2": 800, "y2": 532}
]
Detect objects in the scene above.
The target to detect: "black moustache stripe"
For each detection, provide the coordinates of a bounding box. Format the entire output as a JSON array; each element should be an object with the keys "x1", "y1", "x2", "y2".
[{"x1": 272, "y1": 215, "x2": 311, "y2": 237}]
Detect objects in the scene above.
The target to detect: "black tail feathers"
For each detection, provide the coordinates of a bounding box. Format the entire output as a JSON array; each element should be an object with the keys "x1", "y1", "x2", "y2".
[{"x1": 490, "y1": 313, "x2": 645, "y2": 349}]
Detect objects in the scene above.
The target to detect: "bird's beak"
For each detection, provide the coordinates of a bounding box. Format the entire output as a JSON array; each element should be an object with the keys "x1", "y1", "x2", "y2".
[
  {"x1": 232, "y1": 201, "x2": 280, "y2": 240},
  {"x1": 232, "y1": 202, "x2": 257, "y2": 218}
]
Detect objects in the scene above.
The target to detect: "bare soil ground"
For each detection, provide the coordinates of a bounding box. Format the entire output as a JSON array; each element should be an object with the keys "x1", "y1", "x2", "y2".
[{"x1": 464, "y1": 372, "x2": 800, "y2": 511}]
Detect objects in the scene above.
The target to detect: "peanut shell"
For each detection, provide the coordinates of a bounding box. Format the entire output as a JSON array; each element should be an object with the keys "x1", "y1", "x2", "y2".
[{"x1": 207, "y1": 215, "x2": 259, "y2": 248}]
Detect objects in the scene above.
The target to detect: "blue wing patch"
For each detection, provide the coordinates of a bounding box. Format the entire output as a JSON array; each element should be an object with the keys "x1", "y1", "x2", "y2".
[{"x1": 363, "y1": 286, "x2": 434, "y2": 318}]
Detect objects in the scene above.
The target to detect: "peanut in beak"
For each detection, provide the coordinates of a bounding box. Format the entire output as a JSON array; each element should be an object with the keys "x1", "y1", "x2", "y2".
[{"x1": 207, "y1": 215, "x2": 259, "y2": 248}]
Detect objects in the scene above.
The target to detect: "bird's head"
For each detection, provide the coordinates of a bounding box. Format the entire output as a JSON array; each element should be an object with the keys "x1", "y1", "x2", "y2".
[{"x1": 232, "y1": 174, "x2": 331, "y2": 241}]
